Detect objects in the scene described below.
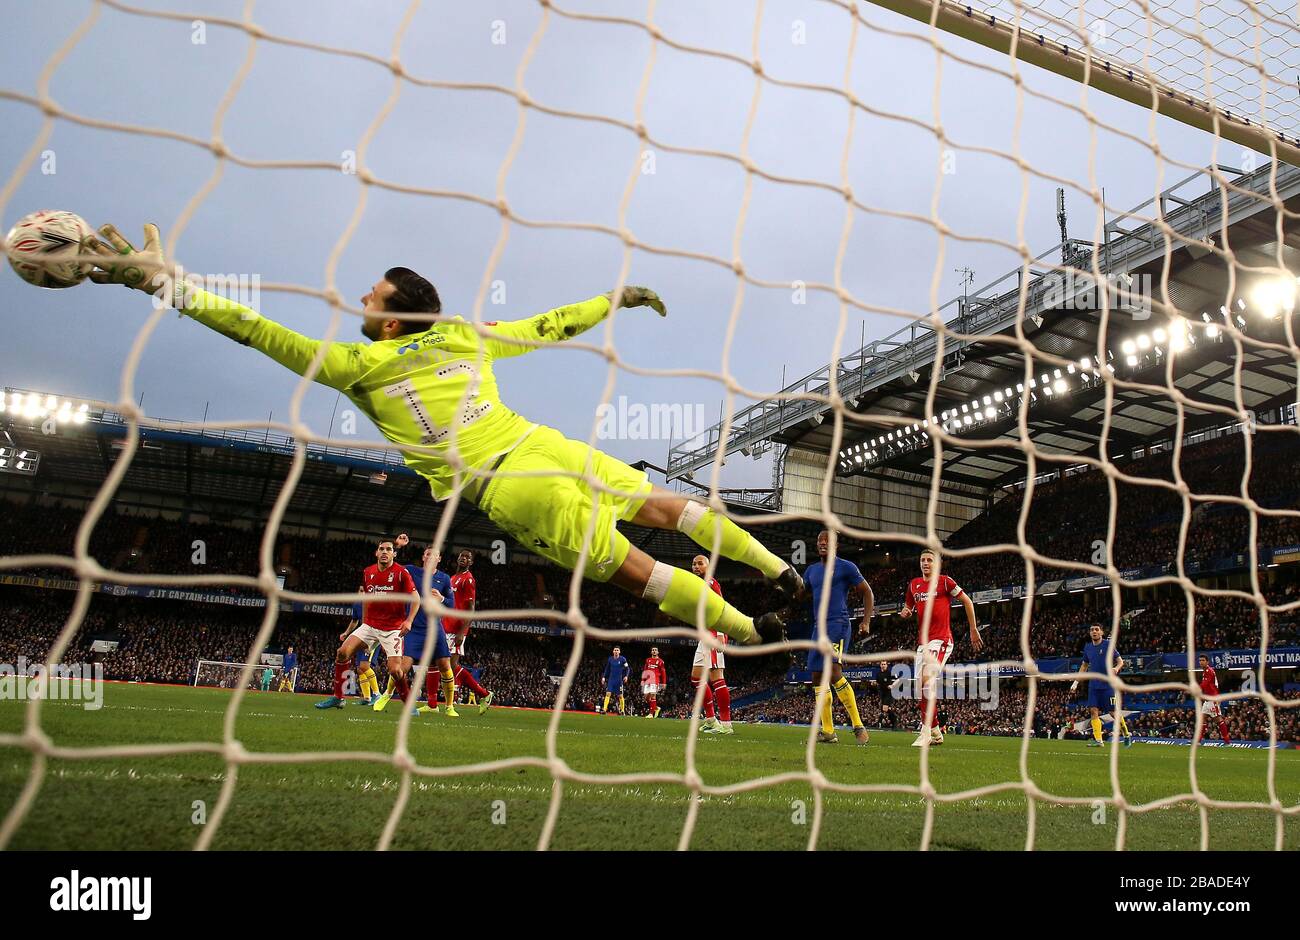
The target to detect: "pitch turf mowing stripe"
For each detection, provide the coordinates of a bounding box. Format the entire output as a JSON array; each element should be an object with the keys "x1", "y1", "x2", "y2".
[{"x1": 1, "y1": 684, "x2": 1295, "y2": 850}]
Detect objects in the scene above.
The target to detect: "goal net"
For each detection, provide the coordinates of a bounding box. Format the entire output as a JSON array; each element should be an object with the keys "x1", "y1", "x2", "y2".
[
  {"x1": 194, "y1": 660, "x2": 290, "y2": 693},
  {"x1": 1, "y1": 0, "x2": 1298, "y2": 853}
]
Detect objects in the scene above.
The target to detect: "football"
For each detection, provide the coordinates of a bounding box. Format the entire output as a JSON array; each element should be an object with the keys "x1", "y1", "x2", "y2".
[{"x1": 4, "y1": 209, "x2": 95, "y2": 289}]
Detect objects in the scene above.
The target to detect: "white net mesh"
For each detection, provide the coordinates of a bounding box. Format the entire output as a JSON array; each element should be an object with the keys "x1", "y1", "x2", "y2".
[
  {"x1": 194, "y1": 660, "x2": 288, "y2": 692},
  {"x1": 0, "y1": 0, "x2": 1298, "y2": 852}
]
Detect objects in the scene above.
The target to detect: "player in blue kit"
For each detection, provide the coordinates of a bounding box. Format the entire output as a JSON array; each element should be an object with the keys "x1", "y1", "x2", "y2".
[
  {"x1": 799, "y1": 530, "x2": 874, "y2": 745},
  {"x1": 1070, "y1": 623, "x2": 1132, "y2": 747},
  {"x1": 397, "y1": 546, "x2": 461, "y2": 718},
  {"x1": 277, "y1": 646, "x2": 298, "y2": 692},
  {"x1": 601, "y1": 647, "x2": 630, "y2": 715}
]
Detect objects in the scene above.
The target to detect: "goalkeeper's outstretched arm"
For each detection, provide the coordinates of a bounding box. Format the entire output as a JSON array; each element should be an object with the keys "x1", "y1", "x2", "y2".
[
  {"x1": 482, "y1": 285, "x2": 667, "y2": 358},
  {"x1": 88, "y1": 222, "x2": 664, "y2": 384},
  {"x1": 89, "y1": 222, "x2": 366, "y2": 391}
]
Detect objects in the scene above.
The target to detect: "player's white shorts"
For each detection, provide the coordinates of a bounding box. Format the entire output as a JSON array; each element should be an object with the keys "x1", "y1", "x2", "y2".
[
  {"x1": 642, "y1": 682, "x2": 661, "y2": 696},
  {"x1": 446, "y1": 631, "x2": 467, "y2": 656},
  {"x1": 914, "y1": 637, "x2": 953, "y2": 691},
  {"x1": 693, "y1": 641, "x2": 725, "y2": 670},
  {"x1": 348, "y1": 623, "x2": 404, "y2": 659},
  {"x1": 1200, "y1": 700, "x2": 1222, "y2": 718}
]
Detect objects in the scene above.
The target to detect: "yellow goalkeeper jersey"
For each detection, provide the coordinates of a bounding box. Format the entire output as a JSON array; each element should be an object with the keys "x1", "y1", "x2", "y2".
[{"x1": 180, "y1": 289, "x2": 612, "y2": 500}]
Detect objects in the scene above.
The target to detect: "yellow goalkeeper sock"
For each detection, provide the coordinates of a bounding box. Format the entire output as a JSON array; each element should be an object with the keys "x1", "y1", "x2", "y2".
[
  {"x1": 677, "y1": 502, "x2": 788, "y2": 580},
  {"x1": 650, "y1": 565, "x2": 757, "y2": 644},
  {"x1": 603, "y1": 693, "x2": 611, "y2": 712},
  {"x1": 833, "y1": 677, "x2": 862, "y2": 728},
  {"x1": 358, "y1": 671, "x2": 372, "y2": 698},
  {"x1": 816, "y1": 688, "x2": 835, "y2": 734},
  {"x1": 1090, "y1": 717, "x2": 1104, "y2": 742},
  {"x1": 1118, "y1": 715, "x2": 1131, "y2": 737},
  {"x1": 440, "y1": 668, "x2": 455, "y2": 710}
]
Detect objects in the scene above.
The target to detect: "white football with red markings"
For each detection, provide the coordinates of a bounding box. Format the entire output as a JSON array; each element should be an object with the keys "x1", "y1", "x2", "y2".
[{"x1": 4, "y1": 209, "x2": 95, "y2": 289}]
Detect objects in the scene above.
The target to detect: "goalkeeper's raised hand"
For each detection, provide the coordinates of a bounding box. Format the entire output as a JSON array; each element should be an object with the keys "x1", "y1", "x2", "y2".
[
  {"x1": 606, "y1": 285, "x2": 667, "y2": 317},
  {"x1": 88, "y1": 222, "x2": 185, "y2": 306}
]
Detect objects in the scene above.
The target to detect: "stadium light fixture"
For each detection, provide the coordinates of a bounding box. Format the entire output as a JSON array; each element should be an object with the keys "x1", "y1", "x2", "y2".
[{"x1": 1249, "y1": 277, "x2": 1297, "y2": 319}]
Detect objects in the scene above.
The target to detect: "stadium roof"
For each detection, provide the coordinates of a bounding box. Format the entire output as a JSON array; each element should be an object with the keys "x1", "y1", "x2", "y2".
[
  {"x1": 0, "y1": 395, "x2": 809, "y2": 559},
  {"x1": 667, "y1": 162, "x2": 1300, "y2": 494}
]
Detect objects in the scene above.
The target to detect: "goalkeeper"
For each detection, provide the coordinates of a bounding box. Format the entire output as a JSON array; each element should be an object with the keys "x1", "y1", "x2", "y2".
[{"x1": 85, "y1": 223, "x2": 800, "y2": 646}]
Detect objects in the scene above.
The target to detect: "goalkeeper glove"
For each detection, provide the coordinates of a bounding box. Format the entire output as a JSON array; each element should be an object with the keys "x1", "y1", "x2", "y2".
[
  {"x1": 89, "y1": 222, "x2": 188, "y2": 307},
  {"x1": 1069, "y1": 681, "x2": 1079, "y2": 693},
  {"x1": 607, "y1": 285, "x2": 667, "y2": 317}
]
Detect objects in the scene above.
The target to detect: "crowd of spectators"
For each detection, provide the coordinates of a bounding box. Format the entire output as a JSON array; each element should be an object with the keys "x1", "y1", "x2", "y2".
[
  {"x1": 738, "y1": 672, "x2": 1300, "y2": 743},
  {"x1": 3, "y1": 427, "x2": 1299, "y2": 742},
  {"x1": 845, "y1": 431, "x2": 1300, "y2": 599}
]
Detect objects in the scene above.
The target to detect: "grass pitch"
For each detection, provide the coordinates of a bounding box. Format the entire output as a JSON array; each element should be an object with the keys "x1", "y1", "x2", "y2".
[{"x1": 1, "y1": 683, "x2": 1296, "y2": 850}]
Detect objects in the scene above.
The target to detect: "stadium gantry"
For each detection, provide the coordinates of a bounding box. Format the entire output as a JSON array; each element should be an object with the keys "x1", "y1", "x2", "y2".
[{"x1": 668, "y1": 161, "x2": 1300, "y2": 542}]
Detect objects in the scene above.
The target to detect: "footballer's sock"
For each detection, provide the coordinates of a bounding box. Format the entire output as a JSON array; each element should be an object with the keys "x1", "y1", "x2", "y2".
[
  {"x1": 332, "y1": 661, "x2": 347, "y2": 699},
  {"x1": 1219, "y1": 720, "x2": 1231, "y2": 743},
  {"x1": 384, "y1": 676, "x2": 396, "y2": 697},
  {"x1": 392, "y1": 673, "x2": 410, "y2": 702},
  {"x1": 603, "y1": 692, "x2": 611, "y2": 712},
  {"x1": 1090, "y1": 717, "x2": 1104, "y2": 742},
  {"x1": 440, "y1": 667, "x2": 456, "y2": 709},
  {"x1": 456, "y1": 667, "x2": 488, "y2": 697},
  {"x1": 643, "y1": 563, "x2": 757, "y2": 644},
  {"x1": 832, "y1": 677, "x2": 861, "y2": 728},
  {"x1": 675, "y1": 502, "x2": 788, "y2": 580},
  {"x1": 1117, "y1": 715, "x2": 1132, "y2": 738},
  {"x1": 710, "y1": 679, "x2": 731, "y2": 723},
  {"x1": 618, "y1": 695, "x2": 625, "y2": 714},
  {"x1": 817, "y1": 688, "x2": 835, "y2": 734},
  {"x1": 647, "y1": 694, "x2": 656, "y2": 713},
  {"x1": 695, "y1": 677, "x2": 716, "y2": 718}
]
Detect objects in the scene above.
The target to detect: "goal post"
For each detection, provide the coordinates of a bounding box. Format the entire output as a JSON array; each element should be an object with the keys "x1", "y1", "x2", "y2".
[{"x1": 860, "y1": 0, "x2": 1300, "y2": 167}]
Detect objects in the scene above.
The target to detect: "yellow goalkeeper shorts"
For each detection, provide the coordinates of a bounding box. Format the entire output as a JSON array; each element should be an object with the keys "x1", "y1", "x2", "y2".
[{"x1": 478, "y1": 425, "x2": 652, "y2": 582}]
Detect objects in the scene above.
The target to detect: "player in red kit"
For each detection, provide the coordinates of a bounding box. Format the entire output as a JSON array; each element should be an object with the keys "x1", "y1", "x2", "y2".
[
  {"x1": 687, "y1": 555, "x2": 734, "y2": 734},
  {"x1": 316, "y1": 537, "x2": 419, "y2": 711},
  {"x1": 900, "y1": 549, "x2": 981, "y2": 747},
  {"x1": 642, "y1": 647, "x2": 667, "y2": 718},
  {"x1": 1197, "y1": 654, "x2": 1231, "y2": 744},
  {"x1": 445, "y1": 550, "x2": 494, "y2": 712}
]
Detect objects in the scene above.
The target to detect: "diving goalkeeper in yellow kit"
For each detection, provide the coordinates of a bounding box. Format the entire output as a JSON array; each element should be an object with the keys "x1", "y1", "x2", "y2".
[{"x1": 83, "y1": 223, "x2": 800, "y2": 646}]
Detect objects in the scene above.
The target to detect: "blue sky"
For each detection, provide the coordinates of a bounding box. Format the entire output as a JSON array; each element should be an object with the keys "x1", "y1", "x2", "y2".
[{"x1": 1, "y1": 0, "x2": 1238, "y2": 490}]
